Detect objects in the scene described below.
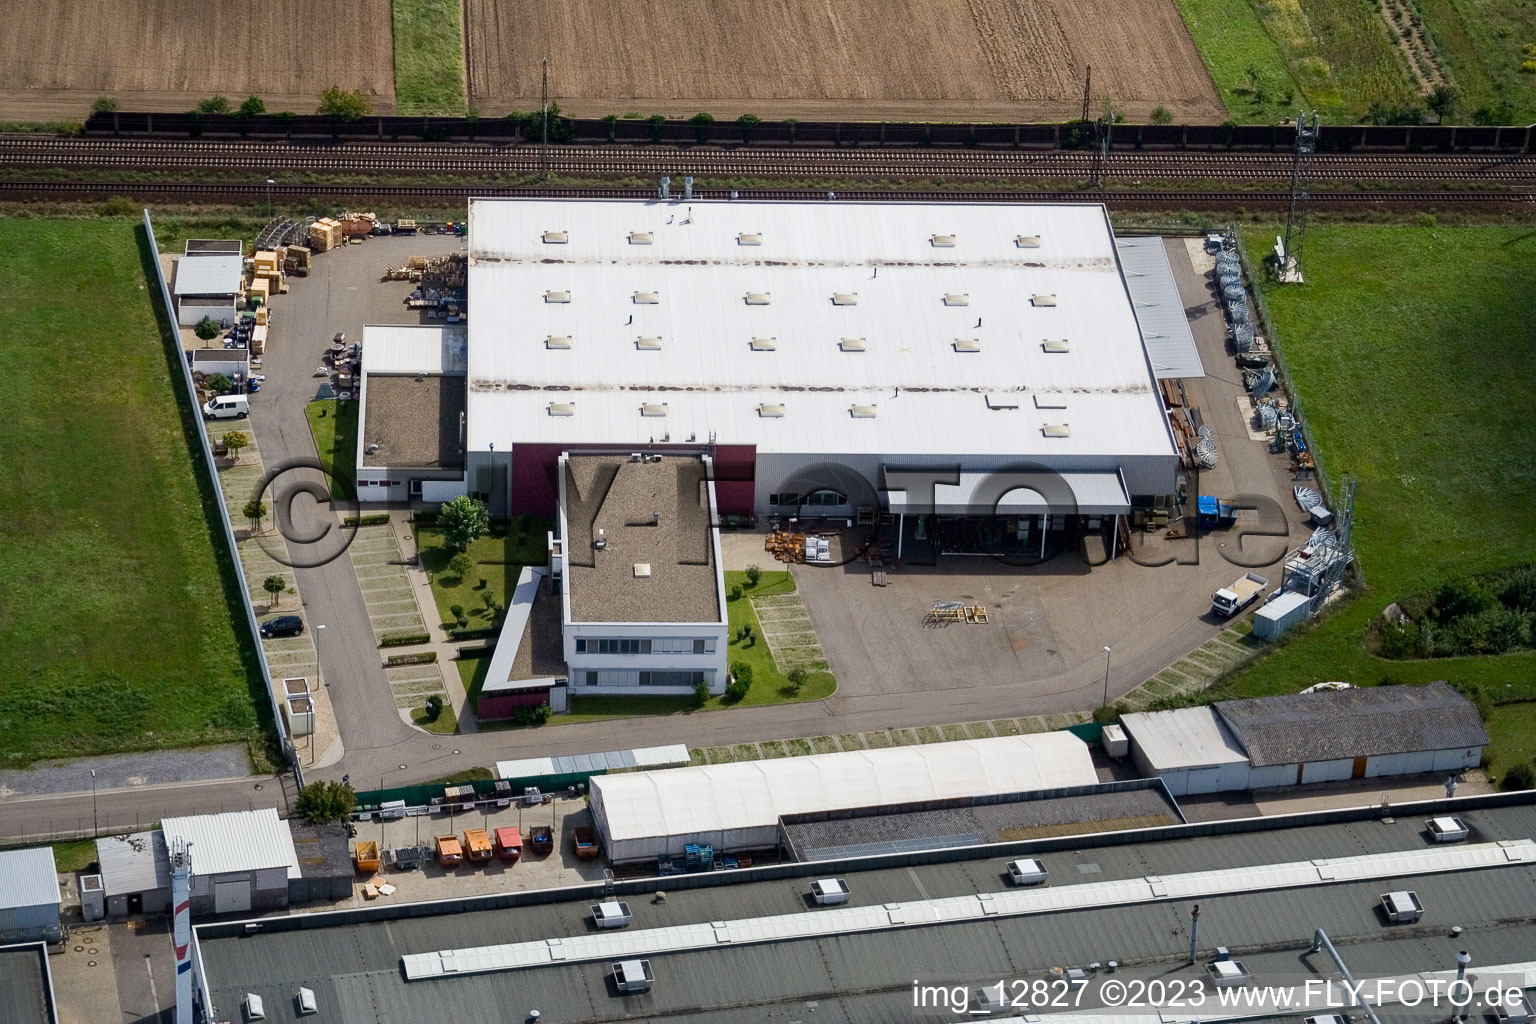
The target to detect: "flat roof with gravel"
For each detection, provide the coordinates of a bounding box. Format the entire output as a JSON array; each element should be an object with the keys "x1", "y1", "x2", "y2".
[
  {"x1": 559, "y1": 453, "x2": 722, "y2": 624},
  {"x1": 360, "y1": 376, "x2": 466, "y2": 469}
]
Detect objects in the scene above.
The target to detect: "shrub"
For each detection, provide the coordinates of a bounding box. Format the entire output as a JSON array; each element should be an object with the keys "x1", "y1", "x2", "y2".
[
  {"x1": 690, "y1": 110, "x2": 715, "y2": 143},
  {"x1": 238, "y1": 95, "x2": 266, "y2": 118},
  {"x1": 386, "y1": 651, "x2": 438, "y2": 666},
  {"x1": 195, "y1": 316, "x2": 221, "y2": 341},
  {"x1": 1502, "y1": 763, "x2": 1534, "y2": 791},
  {"x1": 449, "y1": 603, "x2": 464, "y2": 619},
  {"x1": 731, "y1": 661, "x2": 752, "y2": 689},
  {"x1": 1377, "y1": 618, "x2": 1418, "y2": 659},
  {"x1": 745, "y1": 563, "x2": 762, "y2": 586},
  {"x1": 736, "y1": 112, "x2": 760, "y2": 142},
  {"x1": 195, "y1": 95, "x2": 230, "y2": 114},
  {"x1": 424, "y1": 694, "x2": 444, "y2": 722},
  {"x1": 727, "y1": 678, "x2": 751, "y2": 701},
  {"x1": 317, "y1": 86, "x2": 370, "y2": 120},
  {"x1": 294, "y1": 780, "x2": 356, "y2": 823},
  {"x1": 1092, "y1": 702, "x2": 1126, "y2": 725},
  {"x1": 205, "y1": 372, "x2": 232, "y2": 394},
  {"x1": 1431, "y1": 578, "x2": 1494, "y2": 624},
  {"x1": 648, "y1": 113, "x2": 667, "y2": 143},
  {"x1": 447, "y1": 552, "x2": 474, "y2": 580},
  {"x1": 1150, "y1": 105, "x2": 1173, "y2": 125},
  {"x1": 1499, "y1": 565, "x2": 1536, "y2": 612},
  {"x1": 341, "y1": 513, "x2": 391, "y2": 527},
  {"x1": 1450, "y1": 681, "x2": 1491, "y2": 722},
  {"x1": 695, "y1": 679, "x2": 711, "y2": 705},
  {"x1": 91, "y1": 96, "x2": 119, "y2": 114},
  {"x1": 380, "y1": 630, "x2": 431, "y2": 647},
  {"x1": 730, "y1": 585, "x2": 743, "y2": 601},
  {"x1": 511, "y1": 703, "x2": 552, "y2": 726},
  {"x1": 787, "y1": 666, "x2": 808, "y2": 691}
]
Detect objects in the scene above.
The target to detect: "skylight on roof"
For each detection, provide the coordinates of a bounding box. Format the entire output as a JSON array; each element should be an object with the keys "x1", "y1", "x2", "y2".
[
  {"x1": 628, "y1": 231, "x2": 653, "y2": 244},
  {"x1": 633, "y1": 291, "x2": 659, "y2": 304},
  {"x1": 1042, "y1": 339, "x2": 1070, "y2": 353},
  {"x1": 544, "y1": 290, "x2": 571, "y2": 303},
  {"x1": 745, "y1": 292, "x2": 771, "y2": 305},
  {"x1": 839, "y1": 338, "x2": 866, "y2": 352},
  {"x1": 1015, "y1": 234, "x2": 1042, "y2": 248},
  {"x1": 850, "y1": 404, "x2": 877, "y2": 418},
  {"x1": 1032, "y1": 294, "x2": 1058, "y2": 307},
  {"x1": 758, "y1": 403, "x2": 786, "y2": 418},
  {"x1": 640, "y1": 403, "x2": 668, "y2": 417},
  {"x1": 750, "y1": 337, "x2": 777, "y2": 351},
  {"x1": 738, "y1": 232, "x2": 762, "y2": 246},
  {"x1": 542, "y1": 230, "x2": 568, "y2": 244},
  {"x1": 548, "y1": 402, "x2": 575, "y2": 416},
  {"x1": 832, "y1": 292, "x2": 858, "y2": 306},
  {"x1": 545, "y1": 335, "x2": 571, "y2": 349},
  {"x1": 931, "y1": 234, "x2": 957, "y2": 247},
  {"x1": 1042, "y1": 423, "x2": 1072, "y2": 437},
  {"x1": 943, "y1": 293, "x2": 970, "y2": 306},
  {"x1": 953, "y1": 338, "x2": 980, "y2": 353},
  {"x1": 635, "y1": 337, "x2": 662, "y2": 350}
]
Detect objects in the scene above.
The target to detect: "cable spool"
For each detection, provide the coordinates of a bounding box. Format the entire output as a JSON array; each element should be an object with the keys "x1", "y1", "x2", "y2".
[
  {"x1": 1233, "y1": 323, "x2": 1255, "y2": 352},
  {"x1": 1196, "y1": 436, "x2": 1219, "y2": 468},
  {"x1": 1222, "y1": 284, "x2": 1245, "y2": 303},
  {"x1": 1219, "y1": 273, "x2": 1241, "y2": 292},
  {"x1": 1216, "y1": 252, "x2": 1239, "y2": 269},
  {"x1": 1229, "y1": 302, "x2": 1251, "y2": 324},
  {"x1": 1257, "y1": 403, "x2": 1279, "y2": 429}
]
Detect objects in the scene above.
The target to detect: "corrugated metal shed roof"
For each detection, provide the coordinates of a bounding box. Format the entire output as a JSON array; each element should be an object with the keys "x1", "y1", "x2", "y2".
[
  {"x1": 0, "y1": 848, "x2": 58, "y2": 910},
  {"x1": 591, "y1": 733, "x2": 1097, "y2": 843},
  {"x1": 160, "y1": 808, "x2": 300, "y2": 879},
  {"x1": 362, "y1": 324, "x2": 467, "y2": 376},
  {"x1": 1114, "y1": 235, "x2": 1205, "y2": 379},
  {"x1": 94, "y1": 830, "x2": 170, "y2": 898},
  {"x1": 1121, "y1": 706, "x2": 1250, "y2": 770},
  {"x1": 465, "y1": 198, "x2": 1176, "y2": 463},
  {"x1": 1216, "y1": 681, "x2": 1490, "y2": 767},
  {"x1": 173, "y1": 253, "x2": 242, "y2": 297}
]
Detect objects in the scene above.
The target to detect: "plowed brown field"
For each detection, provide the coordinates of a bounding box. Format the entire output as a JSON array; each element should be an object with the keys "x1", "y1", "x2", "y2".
[
  {"x1": 0, "y1": 0, "x2": 396, "y2": 119},
  {"x1": 465, "y1": 0, "x2": 1224, "y2": 123}
]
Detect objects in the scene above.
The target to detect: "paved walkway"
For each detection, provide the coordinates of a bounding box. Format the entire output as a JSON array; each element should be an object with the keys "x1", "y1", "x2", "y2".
[{"x1": 750, "y1": 591, "x2": 828, "y2": 673}]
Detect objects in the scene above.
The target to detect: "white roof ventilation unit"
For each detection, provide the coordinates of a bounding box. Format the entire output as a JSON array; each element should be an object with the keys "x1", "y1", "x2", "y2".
[
  {"x1": 1033, "y1": 393, "x2": 1067, "y2": 409},
  {"x1": 635, "y1": 336, "x2": 663, "y2": 351},
  {"x1": 640, "y1": 403, "x2": 668, "y2": 417},
  {"x1": 832, "y1": 292, "x2": 858, "y2": 306},
  {"x1": 1042, "y1": 423, "x2": 1071, "y2": 438},
  {"x1": 943, "y1": 293, "x2": 970, "y2": 306},
  {"x1": 243, "y1": 994, "x2": 266, "y2": 1021},
  {"x1": 545, "y1": 335, "x2": 572, "y2": 349},
  {"x1": 547, "y1": 402, "x2": 575, "y2": 416},
  {"x1": 839, "y1": 338, "x2": 867, "y2": 352},
  {"x1": 758, "y1": 403, "x2": 786, "y2": 418},
  {"x1": 850, "y1": 404, "x2": 877, "y2": 419},
  {"x1": 633, "y1": 291, "x2": 659, "y2": 304},
  {"x1": 541, "y1": 230, "x2": 568, "y2": 244},
  {"x1": 1042, "y1": 339, "x2": 1070, "y2": 353},
  {"x1": 1031, "y1": 293, "x2": 1058, "y2": 307},
  {"x1": 628, "y1": 231, "x2": 653, "y2": 245},
  {"x1": 1015, "y1": 234, "x2": 1042, "y2": 248},
  {"x1": 750, "y1": 337, "x2": 777, "y2": 351},
  {"x1": 296, "y1": 988, "x2": 318, "y2": 1016},
  {"x1": 633, "y1": 563, "x2": 652, "y2": 579},
  {"x1": 931, "y1": 234, "x2": 957, "y2": 247},
  {"x1": 953, "y1": 338, "x2": 980, "y2": 353},
  {"x1": 544, "y1": 289, "x2": 571, "y2": 303},
  {"x1": 744, "y1": 292, "x2": 772, "y2": 305},
  {"x1": 737, "y1": 232, "x2": 763, "y2": 246}
]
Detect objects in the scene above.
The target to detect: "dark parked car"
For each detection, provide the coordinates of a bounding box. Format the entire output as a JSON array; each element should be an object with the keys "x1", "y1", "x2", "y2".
[{"x1": 260, "y1": 615, "x2": 304, "y2": 639}]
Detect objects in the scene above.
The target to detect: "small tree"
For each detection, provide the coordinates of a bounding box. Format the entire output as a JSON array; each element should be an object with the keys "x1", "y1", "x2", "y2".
[
  {"x1": 1150, "y1": 105, "x2": 1173, "y2": 125},
  {"x1": 648, "y1": 113, "x2": 667, "y2": 144},
  {"x1": 243, "y1": 497, "x2": 267, "y2": 534},
  {"x1": 293, "y1": 780, "x2": 357, "y2": 823},
  {"x1": 424, "y1": 694, "x2": 444, "y2": 722},
  {"x1": 317, "y1": 85, "x2": 371, "y2": 121},
  {"x1": 736, "y1": 112, "x2": 760, "y2": 143},
  {"x1": 195, "y1": 316, "x2": 221, "y2": 341},
  {"x1": 481, "y1": 590, "x2": 497, "y2": 615},
  {"x1": 727, "y1": 661, "x2": 753, "y2": 701},
  {"x1": 91, "y1": 96, "x2": 119, "y2": 114},
  {"x1": 690, "y1": 110, "x2": 715, "y2": 143},
  {"x1": 205, "y1": 372, "x2": 232, "y2": 394},
  {"x1": 438, "y1": 495, "x2": 489, "y2": 551},
  {"x1": 263, "y1": 574, "x2": 286, "y2": 608},
  {"x1": 447, "y1": 551, "x2": 474, "y2": 581},
  {"x1": 1425, "y1": 85, "x2": 1457, "y2": 122},
  {"x1": 745, "y1": 563, "x2": 762, "y2": 587},
  {"x1": 222, "y1": 430, "x2": 250, "y2": 464},
  {"x1": 195, "y1": 95, "x2": 231, "y2": 114},
  {"x1": 1503, "y1": 762, "x2": 1535, "y2": 792},
  {"x1": 787, "y1": 666, "x2": 808, "y2": 691},
  {"x1": 694, "y1": 678, "x2": 711, "y2": 705},
  {"x1": 238, "y1": 94, "x2": 266, "y2": 118}
]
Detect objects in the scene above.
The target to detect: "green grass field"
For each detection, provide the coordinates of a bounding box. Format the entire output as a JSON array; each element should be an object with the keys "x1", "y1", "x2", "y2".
[
  {"x1": 1172, "y1": 0, "x2": 1308, "y2": 122},
  {"x1": 420, "y1": 517, "x2": 551, "y2": 628},
  {"x1": 1213, "y1": 224, "x2": 1536, "y2": 703},
  {"x1": 303, "y1": 400, "x2": 357, "y2": 501},
  {"x1": 0, "y1": 219, "x2": 265, "y2": 767},
  {"x1": 1413, "y1": 0, "x2": 1536, "y2": 122},
  {"x1": 391, "y1": 0, "x2": 468, "y2": 116}
]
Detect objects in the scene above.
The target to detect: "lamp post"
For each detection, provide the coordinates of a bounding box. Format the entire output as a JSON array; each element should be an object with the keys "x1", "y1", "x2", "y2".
[
  {"x1": 312, "y1": 624, "x2": 326, "y2": 762},
  {"x1": 90, "y1": 769, "x2": 99, "y2": 838},
  {"x1": 1102, "y1": 645, "x2": 1113, "y2": 708},
  {"x1": 265, "y1": 177, "x2": 275, "y2": 219}
]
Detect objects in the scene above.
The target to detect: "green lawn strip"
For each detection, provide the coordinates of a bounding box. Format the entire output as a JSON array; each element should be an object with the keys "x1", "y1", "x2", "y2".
[
  {"x1": 991, "y1": 719, "x2": 1022, "y2": 736},
  {"x1": 303, "y1": 400, "x2": 357, "y2": 501},
  {"x1": 810, "y1": 736, "x2": 838, "y2": 754},
  {"x1": 391, "y1": 0, "x2": 468, "y2": 116},
  {"x1": 1415, "y1": 0, "x2": 1536, "y2": 122},
  {"x1": 423, "y1": 766, "x2": 492, "y2": 785},
  {"x1": 863, "y1": 730, "x2": 893, "y2": 748},
  {"x1": 705, "y1": 746, "x2": 734, "y2": 764},
  {"x1": 51, "y1": 840, "x2": 98, "y2": 872},
  {"x1": 1213, "y1": 225, "x2": 1536, "y2": 711},
  {"x1": 1484, "y1": 701, "x2": 1536, "y2": 785},
  {"x1": 761, "y1": 740, "x2": 788, "y2": 758},
  {"x1": 688, "y1": 748, "x2": 707, "y2": 766},
  {"x1": 916, "y1": 726, "x2": 944, "y2": 744},
  {"x1": 725, "y1": 570, "x2": 835, "y2": 705},
  {"x1": 0, "y1": 219, "x2": 269, "y2": 767},
  {"x1": 410, "y1": 702, "x2": 458, "y2": 734},
  {"x1": 732, "y1": 743, "x2": 762, "y2": 761},
  {"x1": 1171, "y1": 0, "x2": 1310, "y2": 121},
  {"x1": 838, "y1": 733, "x2": 866, "y2": 751},
  {"x1": 419, "y1": 518, "x2": 551, "y2": 627}
]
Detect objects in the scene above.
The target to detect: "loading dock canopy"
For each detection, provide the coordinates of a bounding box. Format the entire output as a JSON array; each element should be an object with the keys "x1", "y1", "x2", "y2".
[
  {"x1": 883, "y1": 469, "x2": 1131, "y2": 516},
  {"x1": 1114, "y1": 236, "x2": 1205, "y2": 380}
]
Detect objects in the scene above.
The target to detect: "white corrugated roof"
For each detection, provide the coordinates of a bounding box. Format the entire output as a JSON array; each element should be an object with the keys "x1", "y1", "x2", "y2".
[
  {"x1": 465, "y1": 199, "x2": 1176, "y2": 462},
  {"x1": 0, "y1": 847, "x2": 58, "y2": 910},
  {"x1": 1114, "y1": 236, "x2": 1205, "y2": 379},
  {"x1": 160, "y1": 808, "x2": 300, "y2": 879},
  {"x1": 95, "y1": 830, "x2": 170, "y2": 898},
  {"x1": 173, "y1": 253, "x2": 242, "y2": 297},
  {"x1": 591, "y1": 733, "x2": 1096, "y2": 843},
  {"x1": 1120, "y1": 706, "x2": 1250, "y2": 771},
  {"x1": 362, "y1": 324, "x2": 467, "y2": 375}
]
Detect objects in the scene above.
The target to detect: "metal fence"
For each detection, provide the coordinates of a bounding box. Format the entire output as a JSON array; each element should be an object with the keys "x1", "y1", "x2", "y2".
[{"x1": 140, "y1": 210, "x2": 300, "y2": 785}]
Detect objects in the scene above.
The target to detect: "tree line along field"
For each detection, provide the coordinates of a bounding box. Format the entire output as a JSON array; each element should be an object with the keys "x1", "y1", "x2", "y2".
[
  {"x1": 1208, "y1": 224, "x2": 1536, "y2": 775},
  {"x1": 0, "y1": 219, "x2": 269, "y2": 767}
]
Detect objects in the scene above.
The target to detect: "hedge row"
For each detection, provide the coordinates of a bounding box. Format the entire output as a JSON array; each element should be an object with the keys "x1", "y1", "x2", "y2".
[
  {"x1": 379, "y1": 630, "x2": 431, "y2": 647},
  {"x1": 344, "y1": 513, "x2": 391, "y2": 527},
  {"x1": 448, "y1": 627, "x2": 498, "y2": 642},
  {"x1": 385, "y1": 651, "x2": 438, "y2": 666}
]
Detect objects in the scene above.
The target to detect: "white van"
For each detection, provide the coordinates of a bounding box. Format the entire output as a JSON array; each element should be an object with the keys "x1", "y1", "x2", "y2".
[{"x1": 202, "y1": 394, "x2": 249, "y2": 420}]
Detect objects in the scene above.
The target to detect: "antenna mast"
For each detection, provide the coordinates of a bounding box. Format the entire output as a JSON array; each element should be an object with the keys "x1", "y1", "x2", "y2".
[
  {"x1": 540, "y1": 57, "x2": 550, "y2": 182},
  {"x1": 1281, "y1": 111, "x2": 1318, "y2": 282}
]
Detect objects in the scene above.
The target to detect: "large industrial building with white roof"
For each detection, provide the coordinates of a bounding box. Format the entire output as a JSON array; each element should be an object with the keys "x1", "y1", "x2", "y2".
[{"x1": 361, "y1": 197, "x2": 1187, "y2": 538}]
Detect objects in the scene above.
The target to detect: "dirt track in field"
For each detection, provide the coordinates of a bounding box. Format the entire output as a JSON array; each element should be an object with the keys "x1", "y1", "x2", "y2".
[
  {"x1": 0, "y1": 0, "x2": 396, "y2": 119},
  {"x1": 464, "y1": 0, "x2": 1225, "y2": 123}
]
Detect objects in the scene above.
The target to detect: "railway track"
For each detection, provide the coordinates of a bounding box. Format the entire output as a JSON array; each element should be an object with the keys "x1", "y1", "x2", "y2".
[
  {"x1": 3, "y1": 136, "x2": 1535, "y2": 184},
  {"x1": 3, "y1": 179, "x2": 1530, "y2": 206}
]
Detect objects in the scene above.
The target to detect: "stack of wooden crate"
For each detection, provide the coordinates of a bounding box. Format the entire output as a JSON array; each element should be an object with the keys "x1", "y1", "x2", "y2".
[{"x1": 308, "y1": 218, "x2": 343, "y2": 252}]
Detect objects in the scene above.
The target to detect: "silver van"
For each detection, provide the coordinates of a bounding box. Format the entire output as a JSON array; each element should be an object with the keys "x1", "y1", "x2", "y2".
[{"x1": 202, "y1": 394, "x2": 249, "y2": 420}]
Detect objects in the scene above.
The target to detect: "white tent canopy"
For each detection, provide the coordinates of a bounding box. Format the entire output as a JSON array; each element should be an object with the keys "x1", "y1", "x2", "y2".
[{"x1": 590, "y1": 733, "x2": 1097, "y2": 862}]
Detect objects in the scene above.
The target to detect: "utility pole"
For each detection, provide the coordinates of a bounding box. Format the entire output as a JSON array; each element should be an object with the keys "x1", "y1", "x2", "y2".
[
  {"x1": 540, "y1": 57, "x2": 550, "y2": 183},
  {"x1": 1080, "y1": 64, "x2": 1092, "y2": 125},
  {"x1": 1189, "y1": 904, "x2": 1200, "y2": 963},
  {"x1": 90, "y1": 769, "x2": 99, "y2": 838}
]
